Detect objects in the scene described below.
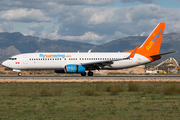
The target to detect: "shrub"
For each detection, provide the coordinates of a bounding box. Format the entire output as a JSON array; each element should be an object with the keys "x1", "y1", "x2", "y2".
[
  {"x1": 163, "y1": 84, "x2": 180, "y2": 95},
  {"x1": 9, "y1": 88, "x2": 28, "y2": 96},
  {"x1": 95, "y1": 85, "x2": 104, "y2": 91},
  {"x1": 110, "y1": 86, "x2": 124, "y2": 95},
  {"x1": 105, "y1": 85, "x2": 113, "y2": 92},
  {"x1": 9, "y1": 88, "x2": 19, "y2": 96},
  {"x1": 104, "y1": 84, "x2": 124, "y2": 95},
  {"x1": 39, "y1": 87, "x2": 52, "y2": 96},
  {"x1": 145, "y1": 86, "x2": 155, "y2": 94},
  {"x1": 81, "y1": 88, "x2": 96, "y2": 96},
  {"x1": 128, "y1": 82, "x2": 141, "y2": 92},
  {"x1": 53, "y1": 88, "x2": 62, "y2": 96}
]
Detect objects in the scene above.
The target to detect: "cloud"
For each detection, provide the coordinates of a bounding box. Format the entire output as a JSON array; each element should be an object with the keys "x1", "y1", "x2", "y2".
[
  {"x1": 0, "y1": 1, "x2": 180, "y2": 45},
  {"x1": 0, "y1": 0, "x2": 115, "y2": 10},
  {"x1": 119, "y1": 0, "x2": 157, "y2": 4},
  {"x1": 0, "y1": 22, "x2": 13, "y2": 32},
  {"x1": 60, "y1": 32, "x2": 107, "y2": 44},
  {"x1": 56, "y1": 0, "x2": 116, "y2": 6},
  {"x1": 27, "y1": 23, "x2": 44, "y2": 37},
  {"x1": 0, "y1": 8, "x2": 52, "y2": 22},
  {"x1": 41, "y1": 27, "x2": 107, "y2": 44},
  {"x1": 23, "y1": 3, "x2": 180, "y2": 44}
]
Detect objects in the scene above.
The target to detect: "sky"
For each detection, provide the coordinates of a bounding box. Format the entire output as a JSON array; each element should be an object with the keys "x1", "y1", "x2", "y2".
[{"x1": 0, "y1": 0, "x2": 180, "y2": 45}]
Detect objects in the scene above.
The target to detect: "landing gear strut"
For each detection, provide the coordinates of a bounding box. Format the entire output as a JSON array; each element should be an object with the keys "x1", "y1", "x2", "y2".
[{"x1": 18, "y1": 72, "x2": 22, "y2": 76}]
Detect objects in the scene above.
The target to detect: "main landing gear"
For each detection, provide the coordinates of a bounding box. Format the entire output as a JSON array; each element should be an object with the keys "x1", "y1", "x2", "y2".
[
  {"x1": 81, "y1": 71, "x2": 93, "y2": 76},
  {"x1": 88, "y1": 71, "x2": 93, "y2": 76},
  {"x1": 81, "y1": 72, "x2": 86, "y2": 76}
]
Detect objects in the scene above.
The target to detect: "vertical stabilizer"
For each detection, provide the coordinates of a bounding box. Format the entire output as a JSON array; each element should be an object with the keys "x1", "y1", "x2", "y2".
[{"x1": 137, "y1": 23, "x2": 166, "y2": 61}]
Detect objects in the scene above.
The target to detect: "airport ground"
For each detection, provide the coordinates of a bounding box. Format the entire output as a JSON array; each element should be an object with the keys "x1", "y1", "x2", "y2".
[
  {"x1": 0, "y1": 81, "x2": 180, "y2": 119},
  {"x1": 1, "y1": 66, "x2": 180, "y2": 119}
]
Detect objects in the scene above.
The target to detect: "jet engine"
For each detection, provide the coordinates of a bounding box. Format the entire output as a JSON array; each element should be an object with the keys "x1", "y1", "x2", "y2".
[{"x1": 64, "y1": 64, "x2": 85, "y2": 73}]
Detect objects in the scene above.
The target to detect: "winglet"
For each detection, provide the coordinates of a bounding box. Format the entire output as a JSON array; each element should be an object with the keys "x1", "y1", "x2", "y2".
[{"x1": 125, "y1": 46, "x2": 138, "y2": 59}]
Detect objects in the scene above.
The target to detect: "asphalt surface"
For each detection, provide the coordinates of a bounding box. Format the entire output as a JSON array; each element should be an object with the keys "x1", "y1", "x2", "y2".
[{"x1": 0, "y1": 75, "x2": 179, "y2": 79}]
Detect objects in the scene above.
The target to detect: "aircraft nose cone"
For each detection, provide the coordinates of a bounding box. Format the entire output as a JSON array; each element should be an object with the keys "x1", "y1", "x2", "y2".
[{"x1": 2, "y1": 60, "x2": 8, "y2": 67}]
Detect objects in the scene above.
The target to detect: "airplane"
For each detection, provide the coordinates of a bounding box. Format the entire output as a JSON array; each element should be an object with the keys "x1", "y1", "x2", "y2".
[{"x1": 2, "y1": 23, "x2": 176, "y2": 76}]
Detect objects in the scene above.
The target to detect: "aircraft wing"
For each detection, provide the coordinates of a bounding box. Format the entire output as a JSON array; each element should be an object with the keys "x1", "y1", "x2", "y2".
[{"x1": 81, "y1": 46, "x2": 138, "y2": 69}]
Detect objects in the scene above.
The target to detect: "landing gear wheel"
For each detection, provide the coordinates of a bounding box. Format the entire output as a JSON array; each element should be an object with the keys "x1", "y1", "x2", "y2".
[
  {"x1": 88, "y1": 72, "x2": 93, "y2": 76},
  {"x1": 81, "y1": 72, "x2": 86, "y2": 76},
  {"x1": 18, "y1": 72, "x2": 22, "y2": 76}
]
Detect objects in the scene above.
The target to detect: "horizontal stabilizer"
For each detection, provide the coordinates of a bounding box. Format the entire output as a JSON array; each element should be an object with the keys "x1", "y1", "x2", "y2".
[{"x1": 150, "y1": 51, "x2": 177, "y2": 57}]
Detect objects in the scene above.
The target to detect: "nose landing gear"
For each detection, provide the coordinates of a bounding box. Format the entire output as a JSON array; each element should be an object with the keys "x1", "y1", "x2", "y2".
[
  {"x1": 13, "y1": 69, "x2": 22, "y2": 76},
  {"x1": 18, "y1": 72, "x2": 22, "y2": 76}
]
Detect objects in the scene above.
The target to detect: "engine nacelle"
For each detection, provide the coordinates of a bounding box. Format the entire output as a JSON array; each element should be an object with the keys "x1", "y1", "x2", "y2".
[
  {"x1": 54, "y1": 70, "x2": 65, "y2": 73},
  {"x1": 65, "y1": 64, "x2": 85, "y2": 73}
]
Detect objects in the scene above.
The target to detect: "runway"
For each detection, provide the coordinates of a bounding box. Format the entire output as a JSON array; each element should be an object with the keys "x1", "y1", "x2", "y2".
[{"x1": 0, "y1": 75, "x2": 179, "y2": 79}]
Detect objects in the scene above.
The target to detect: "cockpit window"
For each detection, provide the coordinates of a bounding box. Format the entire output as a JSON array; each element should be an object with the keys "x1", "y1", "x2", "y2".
[{"x1": 9, "y1": 58, "x2": 17, "y2": 60}]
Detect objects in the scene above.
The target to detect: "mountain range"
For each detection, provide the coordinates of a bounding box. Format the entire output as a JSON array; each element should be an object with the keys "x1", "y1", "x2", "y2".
[{"x1": 0, "y1": 32, "x2": 179, "y2": 63}]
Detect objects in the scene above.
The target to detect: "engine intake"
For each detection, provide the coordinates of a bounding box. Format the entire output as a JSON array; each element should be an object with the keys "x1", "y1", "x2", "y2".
[{"x1": 65, "y1": 64, "x2": 85, "y2": 73}]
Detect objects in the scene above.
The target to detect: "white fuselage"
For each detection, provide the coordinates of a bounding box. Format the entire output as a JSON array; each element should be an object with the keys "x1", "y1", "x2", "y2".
[{"x1": 2, "y1": 52, "x2": 151, "y2": 71}]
